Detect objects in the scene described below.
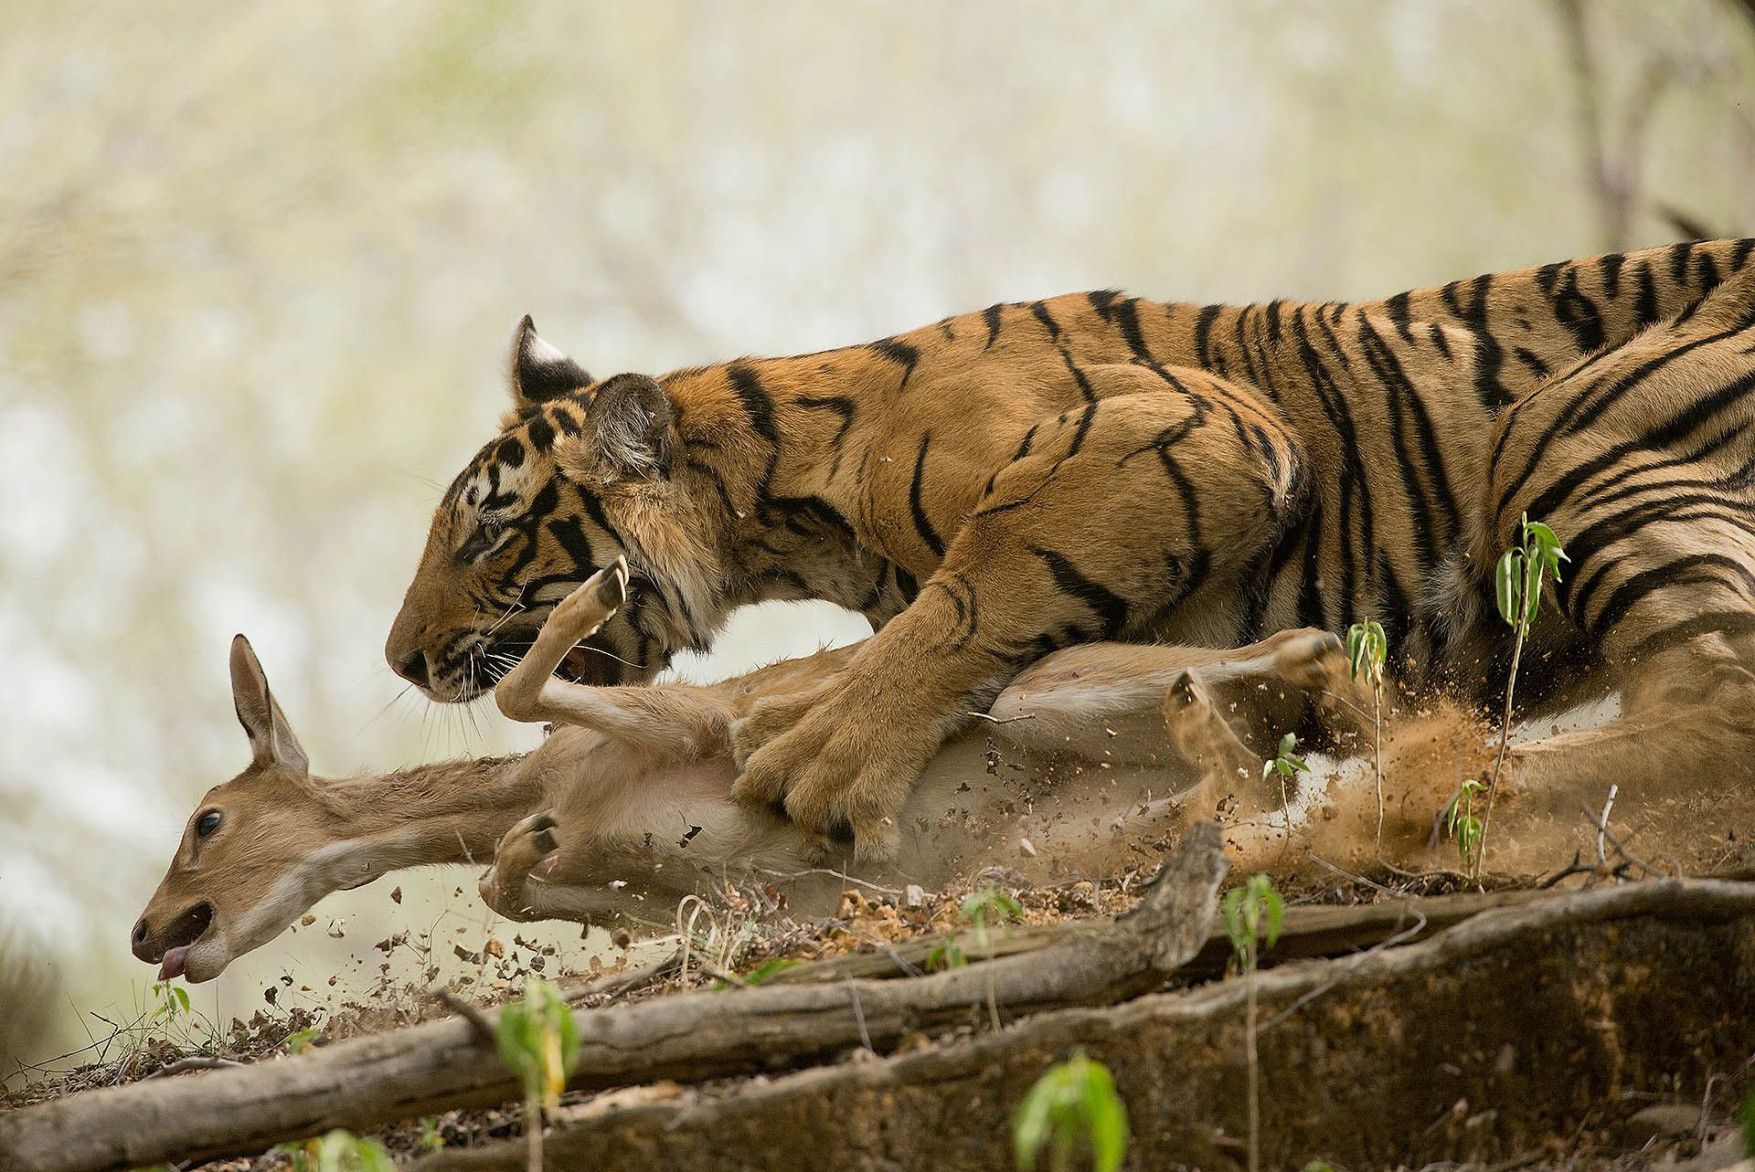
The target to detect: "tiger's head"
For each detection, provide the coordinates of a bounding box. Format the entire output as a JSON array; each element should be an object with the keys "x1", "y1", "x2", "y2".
[{"x1": 385, "y1": 318, "x2": 732, "y2": 701}]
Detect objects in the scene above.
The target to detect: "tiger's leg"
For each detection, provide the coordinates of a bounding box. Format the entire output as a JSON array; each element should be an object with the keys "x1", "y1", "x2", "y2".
[
  {"x1": 1485, "y1": 261, "x2": 1755, "y2": 810},
  {"x1": 733, "y1": 383, "x2": 1306, "y2": 859}
]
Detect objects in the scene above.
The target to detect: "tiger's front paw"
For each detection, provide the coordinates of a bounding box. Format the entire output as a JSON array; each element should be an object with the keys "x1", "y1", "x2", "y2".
[{"x1": 731, "y1": 679, "x2": 940, "y2": 863}]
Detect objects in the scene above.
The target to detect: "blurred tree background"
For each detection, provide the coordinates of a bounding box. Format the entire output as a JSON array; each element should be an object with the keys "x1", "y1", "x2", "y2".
[{"x1": 4, "y1": 0, "x2": 1753, "y2": 1077}]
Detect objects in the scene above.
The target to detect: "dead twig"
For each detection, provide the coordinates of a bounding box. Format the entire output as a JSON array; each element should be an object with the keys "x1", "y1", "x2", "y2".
[{"x1": 142, "y1": 1057, "x2": 244, "y2": 1080}]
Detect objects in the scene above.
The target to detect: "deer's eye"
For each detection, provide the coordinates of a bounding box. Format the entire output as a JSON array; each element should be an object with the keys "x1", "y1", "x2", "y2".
[
  {"x1": 458, "y1": 521, "x2": 506, "y2": 564},
  {"x1": 195, "y1": 810, "x2": 222, "y2": 838}
]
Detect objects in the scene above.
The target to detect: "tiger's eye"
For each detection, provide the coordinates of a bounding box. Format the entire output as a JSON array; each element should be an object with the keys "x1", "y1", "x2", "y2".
[{"x1": 196, "y1": 811, "x2": 222, "y2": 838}]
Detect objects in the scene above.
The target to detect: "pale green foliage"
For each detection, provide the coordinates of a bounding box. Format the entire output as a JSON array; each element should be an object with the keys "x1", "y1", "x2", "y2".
[
  {"x1": 926, "y1": 886, "x2": 1021, "y2": 972},
  {"x1": 279, "y1": 1130, "x2": 395, "y2": 1172},
  {"x1": 1495, "y1": 514, "x2": 1570, "y2": 631},
  {"x1": 1444, "y1": 779, "x2": 1488, "y2": 869},
  {"x1": 1223, "y1": 874, "x2": 1285, "y2": 973},
  {"x1": 1476, "y1": 515, "x2": 1569, "y2": 876},
  {"x1": 1345, "y1": 620, "x2": 1387, "y2": 688},
  {"x1": 1012, "y1": 1051, "x2": 1130, "y2": 1172},
  {"x1": 496, "y1": 976, "x2": 581, "y2": 1117},
  {"x1": 1261, "y1": 732, "x2": 1309, "y2": 786},
  {"x1": 283, "y1": 1026, "x2": 321, "y2": 1054},
  {"x1": 415, "y1": 1117, "x2": 446, "y2": 1154},
  {"x1": 147, "y1": 981, "x2": 190, "y2": 1022},
  {"x1": 962, "y1": 886, "x2": 1024, "y2": 949},
  {"x1": 925, "y1": 939, "x2": 968, "y2": 972}
]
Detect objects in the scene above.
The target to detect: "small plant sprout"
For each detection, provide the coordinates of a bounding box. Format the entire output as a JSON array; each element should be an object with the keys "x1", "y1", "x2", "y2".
[
  {"x1": 1262, "y1": 732, "x2": 1309, "y2": 846},
  {"x1": 961, "y1": 885, "x2": 1024, "y2": 1029},
  {"x1": 1479, "y1": 513, "x2": 1569, "y2": 877},
  {"x1": 1443, "y1": 779, "x2": 1487, "y2": 871},
  {"x1": 1011, "y1": 1050, "x2": 1130, "y2": 1172},
  {"x1": 1223, "y1": 874, "x2": 1285, "y2": 1172},
  {"x1": 496, "y1": 976, "x2": 582, "y2": 1172},
  {"x1": 149, "y1": 980, "x2": 191, "y2": 1023},
  {"x1": 1346, "y1": 619, "x2": 1389, "y2": 852},
  {"x1": 278, "y1": 1130, "x2": 395, "y2": 1172},
  {"x1": 962, "y1": 886, "x2": 1024, "y2": 950}
]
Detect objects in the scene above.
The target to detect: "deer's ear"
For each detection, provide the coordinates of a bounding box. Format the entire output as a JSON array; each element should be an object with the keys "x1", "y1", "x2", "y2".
[
  {"x1": 228, "y1": 635, "x2": 309, "y2": 774},
  {"x1": 556, "y1": 373, "x2": 674, "y2": 484},
  {"x1": 508, "y1": 315, "x2": 591, "y2": 411}
]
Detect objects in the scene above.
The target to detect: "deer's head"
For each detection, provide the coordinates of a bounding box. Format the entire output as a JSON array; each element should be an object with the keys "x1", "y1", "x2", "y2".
[{"x1": 131, "y1": 636, "x2": 364, "y2": 983}]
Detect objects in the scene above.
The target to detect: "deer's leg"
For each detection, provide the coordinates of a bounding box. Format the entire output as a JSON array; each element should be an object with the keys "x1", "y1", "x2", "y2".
[
  {"x1": 479, "y1": 811, "x2": 563, "y2": 922},
  {"x1": 495, "y1": 557, "x2": 731, "y2": 758},
  {"x1": 987, "y1": 627, "x2": 1369, "y2": 767}
]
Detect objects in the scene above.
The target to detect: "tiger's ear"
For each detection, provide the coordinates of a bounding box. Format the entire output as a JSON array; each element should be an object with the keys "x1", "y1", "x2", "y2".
[
  {"x1": 557, "y1": 373, "x2": 675, "y2": 483},
  {"x1": 508, "y1": 315, "x2": 591, "y2": 411}
]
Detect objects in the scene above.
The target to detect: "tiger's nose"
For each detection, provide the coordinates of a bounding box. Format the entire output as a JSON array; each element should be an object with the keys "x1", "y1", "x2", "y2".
[{"x1": 393, "y1": 652, "x2": 431, "y2": 688}]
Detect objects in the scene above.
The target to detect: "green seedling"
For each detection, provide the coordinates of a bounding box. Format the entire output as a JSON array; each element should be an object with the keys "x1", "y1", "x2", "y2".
[
  {"x1": 283, "y1": 1026, "x2": 321, "y2": 1054},
  {"x1": 496, "y1": 976, "x2": 581, "y2": 1172},
  {"x1": 1443, "y1": 779, "x2": 1487, "y2": 870},
  {"x1": 278, "y1": 1130, "x2": 395, "y2": 1172},
  {"x1": 925, "y1": 938, "x2": 967, "y2": 972},
  {"x1": 1223, "y1": 874, "x2": 1285, "y2": 1172},
  {"x1": 1476, "y1": 514, "x2": 1568, "y2": 877},
  {"x1": 1262, "y1": 732, "x2": 1309, "y2": 846},
  {"x1": 148, "y1": 980, "x2": 191, "y2": 1022},
  {"x1": 1346, "y1": 619, "x2": 1389, "y2": 851},
  {"x1": 1012, "y1": 1050, "x2": 1130, "y2": 1172}
]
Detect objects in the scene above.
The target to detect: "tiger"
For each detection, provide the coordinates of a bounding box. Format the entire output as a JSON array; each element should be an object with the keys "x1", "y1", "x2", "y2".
[{"x1": 386, "y1": 238, "x2": 1755, "y2": 860}]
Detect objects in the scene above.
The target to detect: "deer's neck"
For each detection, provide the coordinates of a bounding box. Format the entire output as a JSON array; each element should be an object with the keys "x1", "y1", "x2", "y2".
[{"x1": 312, "y1": 753, "x2": 540, "y2": 888}]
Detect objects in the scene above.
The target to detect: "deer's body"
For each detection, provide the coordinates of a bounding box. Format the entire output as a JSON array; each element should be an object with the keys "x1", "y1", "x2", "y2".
[{"x1": 131, "y1": 566, "x2": 1362, "y2": 981}]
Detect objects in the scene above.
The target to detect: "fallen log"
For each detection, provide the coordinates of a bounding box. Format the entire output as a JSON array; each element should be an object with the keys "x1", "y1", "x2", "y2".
[
  {"x1": 771, "y1": 885, "x2": 1556, "y2": 986},
  {"x1": 419, "y1": 876, "x2": 1755, "y2": 1172},
  {"x1": 0, "y1": 824, "x2": 1229, "y2": 1172}
]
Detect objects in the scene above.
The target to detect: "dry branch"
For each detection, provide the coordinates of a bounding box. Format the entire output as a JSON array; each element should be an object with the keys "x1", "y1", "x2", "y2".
[
  {"x1": 0, "y1": 824, "x2": 1229, "y2": 1172},
  {"x1": 420, "y1": 877, "x2": 1755, "y2": 1172}
]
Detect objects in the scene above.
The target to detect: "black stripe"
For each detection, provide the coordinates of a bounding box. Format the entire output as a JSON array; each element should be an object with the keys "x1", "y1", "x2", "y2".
[
  {"x1": 796, "y1": 395, "x2": 856, "y2": 444},
  {"x1": 1634, "y1": 261, "x2": 1659, "y2": 322},
  {"x1": 983, "y1": 304, "x2": 1004, "y2": 350},
  {"x1": 1667, "y1": 241, "x2": 1693, "y2": 286},
  {"x1": 1589, "y1": 552, "x2": 1755, "y2": 639},
  {"x1": 909, "y1": 433, "x2": 946, "y2": 558},
  {"x1": 869, "y1": 338, "x2": 920, "y2": 389},
  {"x1": 1548, "y1": 263, "x2": 1606, "y2": 353},
  {"x1": 1194, "y1": 304, "x2": 1222, "y2": 369},
  {"x1": 1626, "y1": 610, "x2": 1755, "y2": 660},
  {"x1": 1029, "y1": 301, "x2": 1061, "y2": 342},
  {"x1": 1029, "y1": 545, "x2": 1129, "y2": 639},
  {"x1": 1385, "y1": 292, "x2": 1414, "y2": 344},
  {"x1": 1598, "y1": 252, "x2": 1624, "y2": 300}
]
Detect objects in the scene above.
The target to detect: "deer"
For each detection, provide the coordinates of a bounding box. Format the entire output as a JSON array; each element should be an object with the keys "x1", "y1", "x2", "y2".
[{"x1": 131, "y1": 558, "x2": 1366, "y2": 984}]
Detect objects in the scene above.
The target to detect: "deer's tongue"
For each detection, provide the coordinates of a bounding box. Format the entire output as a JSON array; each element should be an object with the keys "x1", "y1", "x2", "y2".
[{"x1": 158, "y1": 944, "x2": 191, "y2": 981}]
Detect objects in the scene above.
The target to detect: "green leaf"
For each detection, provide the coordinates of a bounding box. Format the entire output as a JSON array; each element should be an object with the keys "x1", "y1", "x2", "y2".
[
  {"x1": 1496, "y1": 548, "x2": 1524, "y2": 627},
  {"x1": 1012, "y1": 1053, "x2": 1130, "y2": 1172},
  {"x1": 742, "y1": 958, "x2": 801, "y2": 985},
  {"x1": 1277, "y1": 732, "x2": 1298, "y2": 757},
  {"x1": 1262, "y1": 886, "x2": 1284, "y2": 949}
]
